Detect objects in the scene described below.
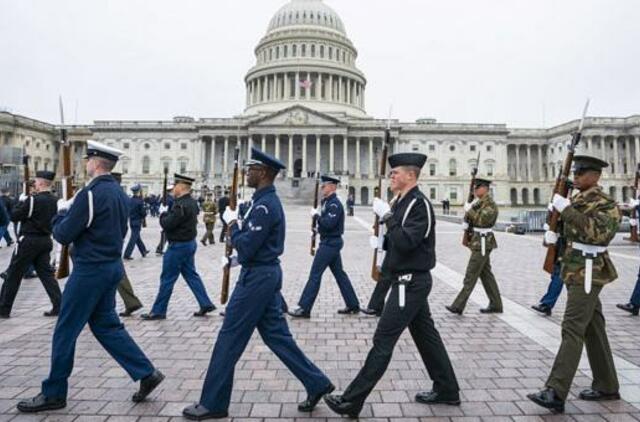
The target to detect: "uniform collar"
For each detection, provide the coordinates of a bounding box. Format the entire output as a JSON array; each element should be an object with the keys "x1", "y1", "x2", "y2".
[
  {"x1": 395, "y1": 185, "x2": 419, "y2": 206},
  {"x1": 252, "y1": 185, "x2": 275, "y2": 201},
  {"x1": 322, "y1": 192, "x2": 336, "y2": 203},
  {"x1": 87, "y1": 174, "x2": 115, "y2": 189}
]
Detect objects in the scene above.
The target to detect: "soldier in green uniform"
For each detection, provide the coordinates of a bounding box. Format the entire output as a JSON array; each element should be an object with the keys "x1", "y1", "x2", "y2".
[
  {"x1": 200, "y1": 192, "x2": 217, "y2": 246},
  {"x1": 446, "y1": 178, "x2": 502, "y2": 314},
  {"x1": 528, "y1": 155, "x2": 620, "y2": 413}
]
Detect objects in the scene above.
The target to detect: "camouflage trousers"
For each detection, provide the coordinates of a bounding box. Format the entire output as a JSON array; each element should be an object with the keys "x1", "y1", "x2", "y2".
[
  {"x1": 451, "y1": 250, "x2": 502, "y2": 312},
  {"x1": 201, "y1": 223, "x2": 216, "y2": 245},
  {"x1": 546, "y1": 284, "x2": 619, "y2": 400},
  {"x1": 117, "y1": 270, "x2": 143, "y2": 311}
]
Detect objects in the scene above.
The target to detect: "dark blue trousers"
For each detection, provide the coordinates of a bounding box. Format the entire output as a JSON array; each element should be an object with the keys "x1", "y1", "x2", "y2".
[
  {"x1": 298, "y1": 239, "x2": 359, "y2": 312},
  {"x1": 124, "y1": 223, "x2": 147, "y2": 258},
  {"x1": 539, "y1": 262, "x2": 564, "y2": 308},
  {"x1": 150, "y1": 240, "x2": 213, "y2": 316},
  {"x1": 0, "y1": 224, "x2": 12, "y2": 245},
  {"x1": 630, "y1": 267, "x2": 640, "y2": 306},
  {"x1": 199, "y1": 265, "x2": 330, "y2": 413},
  {"x1": 42, "y1": 261, "x2": 154, "y2": 399}
]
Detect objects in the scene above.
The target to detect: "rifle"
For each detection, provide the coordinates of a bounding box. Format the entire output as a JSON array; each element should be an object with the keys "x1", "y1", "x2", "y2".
[
  {"x1": 22, "y1": 151, "x2": 31, "y2": 196},
  {"x1": 240, "y1": 161, "x2": 246, "y2": 200},
  {"x1": 310, "y1": 172, "x2": 320, "y2": 256},
  {"x1": 157, "y1": 167, "x2": 169, "y2": 251},
  {"x1": 221, "y1": 147, "x2": 240, "y2": 305},
  {"x1": 628, "y1": 164, "x2": 640, "y2": 243},
  {"x1": 462, "y1": 151, "x2": 481, "y2": 247},
  {"x1": 56, "y1": 97, "x2": 73, "y2": 279},
  {"x1": 543, "y1": 99, "x2": 590, "y2": 273},
  {"x1": 371, "y1": 118, "x2": 390, "y2": 282}
]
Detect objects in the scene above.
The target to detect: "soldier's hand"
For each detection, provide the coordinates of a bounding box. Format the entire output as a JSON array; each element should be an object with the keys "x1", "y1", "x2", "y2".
[
  {"x1": 544, "y1": 230, "x2": 558, "y2": 245},
  {"x1": 159, "y1": 205, "x2": 169, "y2": 214},
  {"x1": 551, "y1": 194, "x2": 570, "y2": 212},
  {"x1": 310, "y1": 207, "x2": 321, "y2": 217},
  {"x1": 223, "y1": 206, "x2": 238, "y2": 224},
  {"x1": 19, "y1": 193, "x2": 29, "y2": 202},
  {"x1": 372, "y1": 198, "x2": 391, "y2": 218},
  {"x1": 630, "y1": 218, "x2": 638, "y2": 227},
  {"x1": 462, "y1": 221, "x2": 469, "y2": 230},
  {"x1": 463, "y1": 198, "x2": 479, "y2": 212},
  {"x1": 628, "y1": 198, "x2": 640, "y2": 208},
  {"x1": 57, "y1": 198, "x2": 72, "y2": 212},
  {"x1": 369, "y1": 235, "x2": 383, "y2": 249}
]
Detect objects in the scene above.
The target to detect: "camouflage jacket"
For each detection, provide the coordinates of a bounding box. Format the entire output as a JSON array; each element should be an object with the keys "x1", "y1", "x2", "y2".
[
  {"x1": 560, "y1": 185, "x2": 620, "y2": 286},
  {"x1": 465, "y1": 194, "x2": 498, "y2": 251},
  {"x1": 202, "y1": 201, "x2": 218, "y2": 223}
]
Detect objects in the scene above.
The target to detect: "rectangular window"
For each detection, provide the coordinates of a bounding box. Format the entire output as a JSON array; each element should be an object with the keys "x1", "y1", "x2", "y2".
[
  {"x1": 429, "y1": 163, "x2": 436, "y2": 176},
  {"x1": 123, "y1": 142, "x2": 130, "y2": 149},
  {"x1": 181, "y1": 143, "x2": 187, "y2": 150},
  {"x1": 428, "y1": 144, "x2": 435, "y2": 152},
  {"x1": 180, "y1": 162, "x2": 187, "y2": 174},
  {"x1": 449, "y1": 187, "x2": 458, "y2": 201},
  {"x1": 470, "y1": 145, "x2": 476, "y2": 152},
  {"x1": 430, "y1": 187, "x2": 437, "y2": 200},
  {"x1": 164, "y1": 143, "x2": 171, "y2": 150},
  {"x1": 486, "y1": 145, "x2": 492, "y2": 152}
]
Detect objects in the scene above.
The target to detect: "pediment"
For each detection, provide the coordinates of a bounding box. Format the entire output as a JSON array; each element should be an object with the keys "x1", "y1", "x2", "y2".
[{"x1": 248, "y1": 105, "x2": 346, "y2": 128}]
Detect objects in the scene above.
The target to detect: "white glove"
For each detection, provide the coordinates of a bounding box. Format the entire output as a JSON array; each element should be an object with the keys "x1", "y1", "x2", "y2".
[
  {"x1": 628, "y1": 199, "x2": 640, "y2": 208},
  {"x1": 223, "y1": 206, "x2": 238, "y2": 224},
  {"x1": 543, "y1": 223, "x2": 550, "y2": 231},
  {"x1": 631, "y1": 219, "x2": 638, "y2": 227},
  {"x1": 544, "y1": 230, "x2": 558, "y2": 245},
  {"x1": 372, "y1": 198, "x2": 391, "y2": 219},
  {"x1": 547, "y1": 203, "x2": 554, "y2": 212},
  {"x1": 369, "y1": 235, "x2": 383, "y2": 249},
  {"x1": 57, "y1": 198, "x2": 72, "y2": 212},
  {"x1": 463, "y1": 199, "x2": 479, "y2": 212},
  {"x1": 220, "y1": 255, "x2": 239, "y2": 269},
  {"x1": 19, "y1": 193, "x2": 28, "y2": 202},
  {"x1": 552, "y1": 194, "x2": 570, "y2": 213},
  {"x1": 159, "y1": 205, "x2": 169, "y2": 214},
  {"x1": 462, "y1": 221, "x2": 469, "y2": 230},
  {"x1": 310, "y1": 207, "x2": 321, "y2": 218}
]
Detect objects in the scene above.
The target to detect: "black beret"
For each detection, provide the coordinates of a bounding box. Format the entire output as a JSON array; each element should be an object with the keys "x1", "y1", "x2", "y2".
[
  {"x1": 474, "y1": 178, "x2": 492, "y2": 187},
  {"x1": 387, "y1": 153, "x2": 427, "y2": 169},
  {"x1": 35, "y1": 171, "x2": 55, "y2": 181}
]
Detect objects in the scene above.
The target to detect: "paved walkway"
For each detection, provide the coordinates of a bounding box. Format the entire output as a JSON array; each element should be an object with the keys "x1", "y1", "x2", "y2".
[{"x1": 0, "y1": 205, "x2": 639, "y2": 421}]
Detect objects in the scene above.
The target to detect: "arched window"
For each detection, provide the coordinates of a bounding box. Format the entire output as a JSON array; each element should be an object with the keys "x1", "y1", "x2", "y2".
[
  {"x1": 283, "y1": 45, "x2": 288, "y2": 57},
  {"x1": 275, "y1": 46, "x2": 279, "y2": 59},
  {"x1": 142, "y1": 156, "x2": 150, "y2": 174},
  {"x1": 301, "y1": 44, "x2": 306, "y2": 57},
  {"x1": 328, "y1": 47, "x2": 333, "y2": 59},
  {"x1": 311, "y1": 44, "x2": 315, "y2": 57},
  {"x1": 449, "y1": 158, "x2": 457, "y2": 176},
  {"x1": 292, "y1": 44, "x2": 297, "y2": 57},
  {"x1": 320, "y1": 45, "x2": 324, "y2": 58}
]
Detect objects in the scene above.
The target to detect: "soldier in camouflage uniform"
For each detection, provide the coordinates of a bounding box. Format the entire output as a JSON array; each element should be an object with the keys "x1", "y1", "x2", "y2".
[
  {"x1": 446, "y1": 178, "x2": 502, "y2": 314},
  {"x1": 200, "y1": 192, "x2": 217, "y2": 246},
  {"x1": 528, "y1": 156, "x2": 620, "y2": 413}
]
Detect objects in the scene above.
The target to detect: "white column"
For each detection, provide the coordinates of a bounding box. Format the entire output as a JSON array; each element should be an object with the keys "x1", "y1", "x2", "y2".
[
  {"x1": 271, "y1": 75, "x2": 276, "y2": 100},
  {"x1": 248, "y1": 135, "x2": 253, "y2": 157},
  {"x1": 318, "y1": 73, "x2": 323, "y2": 100},
  {"x1": 635, "y1": 135, "x2": 640, "y2": 168},
  {"x1": 356, "y1": 137, "x2": 361, "y2": 177},
  {"x1": 368, "y1": 138, "x2": 374, "y2": 176},
  {"x1": 343, "y1": 136, "x2": 348, "y2": 174},
  {"x1": 261, "y1": 134, "x2": 266, "y2": 151},
  {"x1": 526, "y1": 145, "x2": 532, "y2": 181},
  {"x1": 625, "y1": 136, "x2": 631, "y2": 174},
  {"x1": 329, "y1": 74, "x2": 333, "y2": 101},
  {"x1": 275, "y1": 135, "x2": 281, "y2": 160},
  {"x1": 284, "y1": 73, "x2": 290, "y2": 99},
  {"x1": 306, "y1": 73, "x2": 311, "y2": 100},
  {"x1": 338, "y1": 76, "x2": 342, "y2": 102},
  {"x1": 223, "y1": 136, "x2": 229, "y2": 175},
  {"x1": 361, "y1": 85, "x2": 365, "y2": 108},
  {"x1": 315, "y1": 135, "x2": 321, "y2": 172},
  {"x1": 302, "y1": 135, "x2": 308, "y2": 177},
  {"x1": 210, "y1": 137, "x2": 216, "y2": 176},
  {"x1": 613, "y1": 137, "x2": 619, "y2": 175},
  {"x1": 295, "y1": 72, "x2": 300, "y2": 99},
  {"x1": 537, "y1": 146, "x2": 543, "y2": 182},
  {"x1": 329, "y1": 135, "x2": 335, "y2": 173},
  {"x1": 288, "y1": 135, "x2": 293, "y2": 177},
  {"x1": 515, "y1": 146, "x2": 520, "y2": 181}
]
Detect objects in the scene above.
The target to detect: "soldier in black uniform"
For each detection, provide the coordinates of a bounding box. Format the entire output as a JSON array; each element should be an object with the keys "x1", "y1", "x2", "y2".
[
  {"x1": 217, "y1": 190, "x2": 230, "y2": 243},
  {"x1": 0, "y1": 171, "x2": 62, "y2": 318},
  {"x1": 324, "y1": 153, "x2": 460, "y2": 417}
]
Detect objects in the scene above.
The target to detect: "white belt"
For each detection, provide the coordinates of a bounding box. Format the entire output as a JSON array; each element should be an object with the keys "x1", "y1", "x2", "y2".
[
  {"x1": 571, "y1": 242, "x2": 607, "y2": 294},
  {"x1": 473, "y1": 227, "x2": 493, "y2": 256}
]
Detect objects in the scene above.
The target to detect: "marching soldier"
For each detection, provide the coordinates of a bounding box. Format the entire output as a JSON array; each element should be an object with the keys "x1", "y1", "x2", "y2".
[
  {"x1": 155, "y1": 184, "x2": 174, "y2": 255},
  {"x1": 324, "y1": 153, "x2": 459, "y2": 418},
  {"x1": 112, "y1": 173, "x2": 144, "y2": 317},
  {"x1": 17, "y1": 141, "x2": 163, "y2": 413},
  {"x1": 289, "y1": 175, "x2": 360, "y2": 318},
  {"x1": 617, "y1": 197, "x2": 640, "y2": 315},
  {"x1": 446, "y1": 178, "x2": 503, "y2": 315},
  {"x1": 183, "y1": 148, "x2": 333, "y2": 420},
  {"x1": 123, "y1": 184, "x2": 149, "y2": 260},
  {"x1": 141, "y1": 174, "x2": 216, "y2": 320},
  {"x1": 0, "y1": 171, "x2": 61, "y2": 318},
  {"x1": 217, "y1": 190, "x2": 230, "y2": 243},
  {"x1": 528, "y1": 155, "x2": 620, "y2": 413},
  {"x1": 200, "y1": 191, "x2": 217, "y2": 246}
]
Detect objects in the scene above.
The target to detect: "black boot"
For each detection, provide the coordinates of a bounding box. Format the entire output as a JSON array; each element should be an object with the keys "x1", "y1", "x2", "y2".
[
  {"x1": 298, "y1": 382, "x2": 335, "y2": 412},
  {"x1": 445, "y1": 305, "x2": 462, "y2": 315},
  {"x1": 337, "y1": 307, "x2": 360, "y2": 315},
  {"x1": 616, "y1": 303, "x2": 639, "y2": 316},
  {"x1": 43, "y1": 309, "x2": 59, "y2": 317},
  {"x1": 323, "y1": 394, "x2": 362, "y2": 418},
  {"x1": 119, "y1": 304, "x2": 143, "y2": 317},
  {"x1": 579, "y1": 388, "x2": 620, "y2": 401},
  {"x1": 360, "y1": 307, "x2": 381, "y2": 316},
  {"x1": 531, "y1": 304, "x2": 552, "y2": 316},
  {"x1": 132, "y1": 369, "x2": 165, "y2": 402},
  {"x1": 17, "y1": 393, "x2": 66, "y2": 413},
  {"x1": 527, "y1": 387, "x2": 565, "y2": 413},
  {"x1": 141, "y1": 313, "x2": 166, "y2": 321},
  {"x1": 183, "y1": 403, "x2": 228, "y2": 420},
  {"x1": 287, "y1": 307, "x2": 310, "y2": 318},
  {"x1": 415, "y1": 390, "x2": 460, "y2": 405},
  {"x1": 479, "y1": 306, "x2": 502, "y2": 314},
  {"x1": 194, "y1": 305, "x2": 216, "y2": 317}
]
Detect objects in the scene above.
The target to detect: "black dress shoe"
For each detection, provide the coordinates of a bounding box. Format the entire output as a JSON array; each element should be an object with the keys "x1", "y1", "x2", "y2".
[
  {"x1": 183, "y1": 403, "x2": 228, "y2": 420},
  {"x1": 337, "y1": 307, "x2": 360, "y2": 315},
  {"x1": 480, "y1": 307, "x2": 503, "y2": 314},
  {"x1": 0, "y1": 272, "x2": 6, "y2": 280},
  {"x1": 324, "y1": 394, "x2": 361, "y2": 418},
  {"x1": 445, "y1": 305, "x2": 462, "y2": 315},
  {"x1": 298, "y1": 382, "x2": 335, "y2": 412},
  {"x1": 579, "y1": 388, "x2": 620, "y2": 401},
  {"x1": 360, "y1": 307, "x2": 381, "y2": 316},
  {"x1": 200, "y1": 240, "x2": 207, "y2": 247},
  {"x1": 141, "y1": 250, "x2": 149, "y2": 258},
  {"x1": 415, "y1": 390, "x2": 460, "y2": 405},
  {"x1": 132, "y1": 369, "x2": 165, "y2": 402},
  {"x1": 17, "y1": 393, "x2": 66, "y2": 413},
  {"x1": 287, "y1": 308, "x2": 311, "y2": 318},
  {"x1": 141, "y1": 313, "x2": 166, "y2": 321},
  {"x1": 616, "y1": 303, "x2": 640, "y2": 316},
  {"x1": 124, "y1": 256, "x2": 134, "y2": 261},
  {"x1": 531, "y1": 304, "x2": 552, "y2": 316},
  {"x1": 43, "y1": 309, "x2": 59, "y2": 317},
  {"x1": 194, "y1": 305, "x2": 216, "y2": 317},
  {"x1": 24, "y1": 272, "x2": 37, "y2": 279},
  {"x1": 527, "y1": 388, "x2": 565, "y2": 413},
  {"x1": 0, "y1": 313, "x2": 9, "y2": 319},
  {"x1": 119, "y1": 305, "x2": 143, "y2": 317}
]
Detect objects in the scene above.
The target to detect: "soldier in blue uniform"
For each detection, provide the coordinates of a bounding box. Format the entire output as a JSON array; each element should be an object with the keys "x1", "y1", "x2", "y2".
[
  {"x1": 141, "y1": 174, "x2": 215, "y2": 320},
  {"x1": 123, "y1": 184, "x2": 149, "y2": 260},
  {"x1": 16, "y1": 141, "x2": 163, "y2": 413},
  {"x1": 183, "y1": 147, "x2": 334, "y2": 420},
  {"x1": 289, "y1": 175, "x2": 360, "y2": 318}
]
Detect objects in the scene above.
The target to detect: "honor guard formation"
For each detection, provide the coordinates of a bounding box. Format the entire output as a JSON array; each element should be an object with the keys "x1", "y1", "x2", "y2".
[{"x1": 1, "y1": 114, "x2": 639, "y2": 420}]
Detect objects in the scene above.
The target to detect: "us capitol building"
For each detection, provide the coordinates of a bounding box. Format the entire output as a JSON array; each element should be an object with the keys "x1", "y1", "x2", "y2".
[{"x1": 1, "y1": 0, "x2": 639, "y2": 206}]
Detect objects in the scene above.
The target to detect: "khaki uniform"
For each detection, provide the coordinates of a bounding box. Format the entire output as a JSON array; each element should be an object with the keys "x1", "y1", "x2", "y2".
[
  {"x1": 451, "y1": 194, "x2": 502, "y2": 311},
  {"x1": 200, "y1": 200, "x2": 217, "y2": 245},
  {"x1": 546, "y1": 185, "x2": 620, "y2": 399},
  {"x1": 117, "y1": 270, "x2": 143, "y2": 311}
]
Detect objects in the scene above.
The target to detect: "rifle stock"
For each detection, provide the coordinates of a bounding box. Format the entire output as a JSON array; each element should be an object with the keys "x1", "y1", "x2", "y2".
[
  {"x1": 310, "y1": 172, "x2": 320, "y2": 256},
  {"x1": 55, "y1": 124, "x2": 73, "y2": 279},
  {"x1": 221, "y1": 147, "x2": 240, "y2": 305},
  {"x1": 22, "y1": 152, "x2": 30, "y2": 196},
  {"x1": 371, "y1": 126, "x2": 390, "y2": 282},
  {"x1": 462, "y1": 151, "x2": 481, "y2": 247}
]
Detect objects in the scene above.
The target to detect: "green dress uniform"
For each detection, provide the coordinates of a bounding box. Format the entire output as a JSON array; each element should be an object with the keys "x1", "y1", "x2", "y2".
[
  {"x1": 545, "y1": 184, "x2": 620, "y2": 400},
  {"x1": 200, "y1": 199, "x2": 217, "y2": 246},
  {"x1": 449, "y1": 186, "x2": 502, "y2": 313}
]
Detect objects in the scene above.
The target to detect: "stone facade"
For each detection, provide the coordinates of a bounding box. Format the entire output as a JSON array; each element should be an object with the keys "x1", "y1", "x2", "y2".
[{"x1": 1, "y1": 0, "x2": 639, "y2": 205}]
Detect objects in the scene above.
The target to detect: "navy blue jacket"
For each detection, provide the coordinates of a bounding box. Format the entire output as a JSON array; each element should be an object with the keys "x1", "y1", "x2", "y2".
[
  {"x1": 128, "y1": 195, "x2": 147, "y2": 227},
  {"x1": 230, "y1": 185, "x2": 284, "y2": 267},
  {"x1": 53, "y1": 174, "x2": 129, "y2": 264},
  {"x1": 0, "y1": 199, "x2": 8, "y2": 227},
  {"x1": 317, "y1": 193, "x2": 344, "y2": 241}
]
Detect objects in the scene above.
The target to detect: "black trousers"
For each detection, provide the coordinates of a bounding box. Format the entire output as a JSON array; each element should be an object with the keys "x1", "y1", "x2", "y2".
[
  {"x1": 366, "y1": 272, "x2": 393, "y2": 312},
  {"x1": 343, "y1": 272, "x2": 459, "y2": 408},
  {"x1": 219, "y1": 222, "x2": 228, "y2": 243},
  {"x1": 0, "y1": 236, "x2": 62, "y2": 315}
]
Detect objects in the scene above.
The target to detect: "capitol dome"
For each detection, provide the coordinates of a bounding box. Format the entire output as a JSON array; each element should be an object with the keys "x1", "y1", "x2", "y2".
[{"x1": 243, "y1": 0, "x2": 367, "y2": 117}]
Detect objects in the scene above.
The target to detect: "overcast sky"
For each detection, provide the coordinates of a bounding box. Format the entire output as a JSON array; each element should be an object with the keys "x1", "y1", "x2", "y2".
[{"x1": 1, "y1": 0, "x2": 638, "y2": 128}]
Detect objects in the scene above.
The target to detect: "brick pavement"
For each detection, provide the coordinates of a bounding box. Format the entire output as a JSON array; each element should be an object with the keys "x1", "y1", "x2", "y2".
[{"x1": 0, "y1": 205, "x2": 638, "y2": 421}]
